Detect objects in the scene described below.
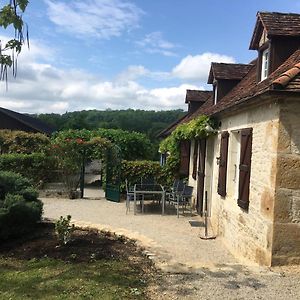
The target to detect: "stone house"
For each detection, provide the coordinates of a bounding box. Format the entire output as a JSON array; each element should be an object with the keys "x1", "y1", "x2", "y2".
[{"x1": 159, "y1": 12, "x2": 300, "y2": 266}]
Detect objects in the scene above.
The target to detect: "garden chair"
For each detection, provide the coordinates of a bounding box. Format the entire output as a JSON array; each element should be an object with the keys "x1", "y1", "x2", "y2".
[
  {"x1": 171, "y1": 185, "x2": 193, "y2": 218},
  {"x1": 140, "y1": 176, "x2": 158, "y2": 202},
  {"x1": 168, "y1": 180, "x2": 185, "y2": 204},
  {"x1": 165, "y1": 179, "x2": 180, "y2": 204},
  {"x1": 140, "y1": 176, "x2": 155, "y2": 186},
  {"x1": 125, "y1": 179, "x2": 144, "y2": 214}
]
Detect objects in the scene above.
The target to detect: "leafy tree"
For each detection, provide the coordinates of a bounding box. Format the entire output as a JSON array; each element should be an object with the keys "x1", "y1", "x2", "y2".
[
  {"x1": 0, "y1": 0, "x2": 29, "y2": 83},
  {"x1": 36, "y1": 109, "x2": 186, "y2": 142}
]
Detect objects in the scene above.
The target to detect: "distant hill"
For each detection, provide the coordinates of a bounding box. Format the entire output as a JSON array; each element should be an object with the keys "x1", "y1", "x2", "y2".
[{"x1": 35, "y1": 109, "x2": 186, "y2": 141}]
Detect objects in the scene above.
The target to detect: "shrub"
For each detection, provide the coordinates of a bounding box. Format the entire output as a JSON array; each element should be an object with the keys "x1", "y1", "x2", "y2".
[
  {"x1": 120, "y1": 160, "x2": 170, "y2": 191},
  {"x1": 94, "y1": 128, "x2": 155, "y2": 160},
  {"x1": 0, "y1": 171, "x2": 43, "y2": 240},
  {"x1": 0, "y1": 171, "x2": 32, "y2": 198},
  {"x1": 55, "y1": 215, "x2": 75, "y2": 245},
  {"x1": 0, "y1": 130, "x2": 50, "y2": 154},
  {"x1": 0, "y1": 153, "x2": 57, "y2": 184}
]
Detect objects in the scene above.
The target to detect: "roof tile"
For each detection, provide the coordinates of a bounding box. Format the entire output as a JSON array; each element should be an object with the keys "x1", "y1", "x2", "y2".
[
  {"x1": 207, "y1": 63, "x2": 252, "y2": 84},
  {"x1": 185, "y1": 90, "x2": 212, "y2": 103}
]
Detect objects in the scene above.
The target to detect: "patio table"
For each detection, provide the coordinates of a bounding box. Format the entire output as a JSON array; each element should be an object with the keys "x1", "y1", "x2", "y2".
[{"x1": 133, "y1": 184, "x2": 165, "y2": 215}]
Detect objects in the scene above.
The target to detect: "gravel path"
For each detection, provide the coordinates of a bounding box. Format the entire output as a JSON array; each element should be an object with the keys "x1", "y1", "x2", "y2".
[{"x1": 41, "y1": 194, "x2": 300, "y2": 300}]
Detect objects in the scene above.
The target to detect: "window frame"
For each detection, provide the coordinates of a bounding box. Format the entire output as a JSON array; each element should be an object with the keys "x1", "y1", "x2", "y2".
[{"x1": 260, "y1": 47, "x2": 270, "y2": 81}]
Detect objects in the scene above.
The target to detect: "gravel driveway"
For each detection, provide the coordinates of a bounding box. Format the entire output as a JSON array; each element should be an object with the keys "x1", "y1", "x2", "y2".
[{"x1": 41, "y1": 194, "x2": 300, "y2": 300}]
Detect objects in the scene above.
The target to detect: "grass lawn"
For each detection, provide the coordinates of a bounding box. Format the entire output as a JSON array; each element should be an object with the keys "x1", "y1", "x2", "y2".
[{"x1": 0, "y1": 224, "x2": 155, "y2": 300}]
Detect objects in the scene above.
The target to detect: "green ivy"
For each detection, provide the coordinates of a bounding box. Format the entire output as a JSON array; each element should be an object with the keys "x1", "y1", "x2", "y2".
[{"x1": 159, "y1": 115, "x2": 218, "y2": 178}]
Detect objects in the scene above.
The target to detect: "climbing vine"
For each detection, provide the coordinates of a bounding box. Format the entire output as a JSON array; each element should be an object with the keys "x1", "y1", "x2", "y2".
[{"x1": 159, "y1": 115, "x2": 218, "y2": 181}]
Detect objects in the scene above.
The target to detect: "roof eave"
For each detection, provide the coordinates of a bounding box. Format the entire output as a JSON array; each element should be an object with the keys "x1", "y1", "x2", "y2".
[
  {"x1": 249, "y1": 14, "x2": 265, "y2": 50},
  {"x1": 212, "y1": 89, "x2": 300, "y2": 118}
]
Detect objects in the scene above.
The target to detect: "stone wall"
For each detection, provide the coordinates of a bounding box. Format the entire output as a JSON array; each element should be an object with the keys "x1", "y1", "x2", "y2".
[
  {"x1": 207, "y1": 100, "x2": 280, "y2": 266},
  {"x1": 272, "y1": 98, "x2": 300, "y2": 265}
]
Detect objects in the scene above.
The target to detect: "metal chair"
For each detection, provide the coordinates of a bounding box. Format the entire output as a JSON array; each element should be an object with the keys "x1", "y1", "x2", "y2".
[
  {"x1": 165, "y1": 179, "x2": 180, "y2": 204},
  {"x1": 125, "y1": 180, "x2": 143, "y2": 214},
  {"x1": 174, "y1": 185, "x2": 194, "y2": 218}
]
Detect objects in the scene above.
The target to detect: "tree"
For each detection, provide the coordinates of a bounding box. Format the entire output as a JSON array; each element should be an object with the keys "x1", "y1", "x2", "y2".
[{"x1": 0, "y1": 0, "x2": 29, "y2": 84}]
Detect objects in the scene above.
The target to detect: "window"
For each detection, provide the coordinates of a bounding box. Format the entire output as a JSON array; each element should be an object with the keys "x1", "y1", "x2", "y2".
[
  {"x1": 217, "y1": 131, "x2": 229, "y2": 197},
  {"x1": 160, "y1": 153, "x2": 168, "y2": 166},
  {"x1": 214, "y1": 85, "x2": 218, "y2": 105},
  {"x1": 261, "y1": 48, "x2": 269, "y2": 81},
  {"x1": 228, "y1": 131, "x2": 241, "y2": 199}
]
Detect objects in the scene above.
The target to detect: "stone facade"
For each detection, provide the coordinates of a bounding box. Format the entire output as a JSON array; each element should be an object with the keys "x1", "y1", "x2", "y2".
[
  {"x1": 272, "y1": 97, "x2": 300, "y2": 265},
  {"x1": 188, "y1": 97, "x2": 300, "y2": 266},
  {"x1": 189, "y1": 98, "x2": 300, "y2": 266}
]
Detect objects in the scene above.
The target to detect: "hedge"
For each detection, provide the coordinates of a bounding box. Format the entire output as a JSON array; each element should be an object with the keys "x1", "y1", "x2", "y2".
[
  {"x1": 120, "y1": 160, "x2": 171, "y2": 191},
  {"x1": 0, "y1": 130, "x2": 50, "y2": 154},
  {"x1": 0, "y1": 153, "x2": 57, "y2": 184}
]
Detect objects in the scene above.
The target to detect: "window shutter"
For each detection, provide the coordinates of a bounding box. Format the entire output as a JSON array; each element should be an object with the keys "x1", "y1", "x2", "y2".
[
  {"x1": 238, "y1": 128, "x2": 253, "y2": 210},
  {"x1": 179, "y1": 140, "x2": 190, "y2": 176},
  {"x1": 217, "y1": 131, "x2": 229, "y2": 197},
  {"x1": 192, "y1": 140, "x2": 198, "y2": 180}
]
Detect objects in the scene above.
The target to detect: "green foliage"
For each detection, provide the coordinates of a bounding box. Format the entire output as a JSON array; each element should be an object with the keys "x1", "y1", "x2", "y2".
[
  {"x1": 0, "y1": 170, "x2": 32, "y2": 198},
  {"x1": 55, "y1": 215, "x2": 75, "y2": 245},
  {"x1": 0, "y1": 130, "x2": 50, "y2": 154},
  {"x1": 121, "y1": 160, "x2": 168, "y2": 190},
  {"x1": 36, "y1": 109, "x2": 186, "y2": 141},
  {"x1": 0, "y1": 1, "x2": 29, "y2": 81},
  {"x1": 0, "y1": 152, "x2": 56, "y2": 184},
  {"x1": 0, "y1": 171, "x2": 43, "y2": 240},
  {"x1": 51, "y1": 130, "x2": 111, "y2": 194},
  {"x1": 95, "y1": 128, "x2": 155, "y2": 160},
  {"x1": 159, "y1": 115, "x2": 218, "y2": 178}
]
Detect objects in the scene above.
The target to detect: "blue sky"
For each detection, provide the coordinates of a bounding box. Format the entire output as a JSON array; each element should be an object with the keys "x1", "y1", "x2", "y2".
[{"x1": 0, "y1": 0, "x2": 299, "y2": 113}]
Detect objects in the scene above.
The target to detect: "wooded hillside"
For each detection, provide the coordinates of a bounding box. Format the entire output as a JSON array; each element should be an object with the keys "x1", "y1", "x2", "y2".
[{"x1": 35, "y1": 109, "x2": 186, "y2": 141}]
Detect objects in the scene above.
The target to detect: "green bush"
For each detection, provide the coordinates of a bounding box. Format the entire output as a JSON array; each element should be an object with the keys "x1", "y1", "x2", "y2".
[
  {"x1": 55, "y1": 215, "x2": 75, "y2": 245},
  {"x1": 52, "y1": 129, "x2": 155, "y2": 160},
  {"x1": 0, "y1": 171, "x2": 43, "y2": 240},
  {"x1": 0, "y1": 171, "x2": 32, "y2": 198},
  {"x1": 120, "y1": 160, "x2": 170, "y2": 191},
  {"x1": 0, "y1": 153, "x2": 57, "y2": 184},
  {"x1": 0, "y1": 130, "x2": 50, "y2": 154},
  {"x1": 95, "y1": 128, "x2": 155, "y2": 160}
]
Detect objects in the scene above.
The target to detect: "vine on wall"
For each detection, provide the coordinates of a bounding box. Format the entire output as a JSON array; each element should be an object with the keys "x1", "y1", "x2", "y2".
[{"x1": 159, "y1": 115, "x2": 218, "y2": 181}]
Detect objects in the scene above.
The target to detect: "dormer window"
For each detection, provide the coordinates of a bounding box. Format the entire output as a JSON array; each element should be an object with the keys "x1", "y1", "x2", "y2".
[
  {"x1": 261, "y1": 48, "x2": 269, "y2": 81},
  {"x1": 214, "y1": 84, "x2": 218, "y2": 105}
]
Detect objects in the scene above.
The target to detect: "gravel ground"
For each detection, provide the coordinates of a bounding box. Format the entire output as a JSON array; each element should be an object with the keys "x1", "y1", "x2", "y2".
[{"x1": 41, "y1": 193, "x2": 300, "y2": 300}]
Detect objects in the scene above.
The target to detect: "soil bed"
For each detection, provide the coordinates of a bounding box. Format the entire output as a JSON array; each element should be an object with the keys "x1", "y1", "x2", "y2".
[{"x1": 0, "y1": 222, "x2": 157, "y2": 299}]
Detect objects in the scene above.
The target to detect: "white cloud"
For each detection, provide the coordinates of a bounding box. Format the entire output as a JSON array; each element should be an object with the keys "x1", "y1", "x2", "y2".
[
  {"x1": 0, "y1": 40, "x2": 233, "y2": 114},
  {"x1": 117, "y1": 65, "x2": 149, "y2": 81},
  {"x1": 0, "y1": 64, "x2": 201, "y2": 113},
  {"x1": 45, "y1": 0, "x2": 143, "y2": 39},
  {"x1": 136, "y1": 32, "x2": 177, "y2": 56},
  {"x1": 172, "y1": 52, "x2": 235, "y2": 81}
]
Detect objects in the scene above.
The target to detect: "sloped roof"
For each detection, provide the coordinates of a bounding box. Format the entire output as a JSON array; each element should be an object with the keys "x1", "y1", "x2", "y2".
[
  {"x1": 272, "y1": 62, "x2": 300, "y2": 90},
  {"x1": 198, "y1": 49, "x2": 300, "y2": 117},
  {"x1": 0, "y1": 107, "x2": 55, "y2": 135},
  {"x1": 207, "y1": 63, "x2": 253, "y2": 84},
  {"x1": 250, "y1": 12, "x2": 300, "y2": 49},
  {"x1": 157, "y1": 112, "x2": 189, "y2": 138},
  {"x1": 165, "y1": 49, "x2": 300, "y2": 135},
  {"x1": 185, "y1": 90, "x2": 212, "y2": 104}
]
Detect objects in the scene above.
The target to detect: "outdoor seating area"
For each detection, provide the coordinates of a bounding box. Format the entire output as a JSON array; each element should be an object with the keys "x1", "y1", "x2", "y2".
[{"x1": 126, "y1": 177, "x2": 194, "y2": 218}]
